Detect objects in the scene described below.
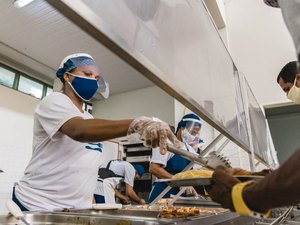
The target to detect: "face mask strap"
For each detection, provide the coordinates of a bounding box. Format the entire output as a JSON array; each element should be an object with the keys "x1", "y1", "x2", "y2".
[{"x1": 66, "y1": 72, "x2": 98, "y2": 81}]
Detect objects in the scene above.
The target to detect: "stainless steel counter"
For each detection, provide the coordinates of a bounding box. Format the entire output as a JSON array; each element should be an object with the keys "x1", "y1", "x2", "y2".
[{"x1": 0, "y1": 208, "x2": 257, "y2": 225}]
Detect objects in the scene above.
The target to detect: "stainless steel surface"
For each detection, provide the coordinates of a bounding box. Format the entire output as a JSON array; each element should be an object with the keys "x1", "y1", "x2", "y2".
[
  {"x1": 167, "y1": 144, "x2": 232, "y2": 169},
  {"x1": 156, "y1": 175, "x2": 263, "y2": 187},
  {"x1": 0, "y1": 209, "x2": 258, "y2": 225},
  {"x1": 269, "y1": 207, "x2": 294, "y2": 225},
  {"x1": 1, "y1": 212, "x2": 161, "y2": 225},
  {"x1": 199, "y1": 134, "x2": 224, "y2": 157},
  {"x1": 167, "y1": 144, "x2": 210, "y2": 168},
  {"x1": 157, "y1": 178, "x2": 211, "y2": 187},
  {"x1": 126, "y1": 147, "x2": 151, "y2": 152},
  {"x1": 50, "y1": 208, "x2": 236, "y2": 225},
  {"x1": 174, "y1": 198, "x2": 221, "y2": 207},
  {"x1": 45, "y1": 0, "x2": 270, "y2": 164},
  {"x1": 126, "y1": 156, "x2": 151, "y2": 162}
]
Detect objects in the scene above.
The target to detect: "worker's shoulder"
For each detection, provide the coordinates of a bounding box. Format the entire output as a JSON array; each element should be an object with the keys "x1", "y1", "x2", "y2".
[{"x1": 118, "y1": 160, "x2": 133, "y2": 168}]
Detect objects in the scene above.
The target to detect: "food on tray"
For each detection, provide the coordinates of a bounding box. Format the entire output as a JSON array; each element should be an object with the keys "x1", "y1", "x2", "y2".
[
  {"x1": 157, "y1": 206, "x2": 226, "y2": 218},
  {"x1": 173, "y1": 169, "x2": 213, "y2": 179},
  {"x1": 157, "y1": 198, "x2": 172, "y2": 204},
  {"x1": 232, "y1": 168, "x2": 272, "y2": 176}
]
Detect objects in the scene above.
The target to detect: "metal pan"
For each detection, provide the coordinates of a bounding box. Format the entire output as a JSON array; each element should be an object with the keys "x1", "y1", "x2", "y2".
[{"x1": 156, "y1": 175, "x2": 263, "y2": 187}]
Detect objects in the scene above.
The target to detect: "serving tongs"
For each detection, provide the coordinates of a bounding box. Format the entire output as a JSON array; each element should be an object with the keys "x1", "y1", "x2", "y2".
[
  {"x1": 167, "y1": 144, "x2": 231, "y2": 170},
  {"x1": 268, "y1": 206, "x2": 294, "y2": 225}
]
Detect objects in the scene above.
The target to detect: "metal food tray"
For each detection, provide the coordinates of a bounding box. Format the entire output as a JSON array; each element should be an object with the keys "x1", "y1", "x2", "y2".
[{"x1": 157, "y1": 175, "x2": 263, "y2": 187}]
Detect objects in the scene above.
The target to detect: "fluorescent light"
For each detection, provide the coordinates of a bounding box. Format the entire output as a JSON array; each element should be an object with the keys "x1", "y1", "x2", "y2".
[{"x1": 14, "y1": 0, "x2": 35, "y2": 8}]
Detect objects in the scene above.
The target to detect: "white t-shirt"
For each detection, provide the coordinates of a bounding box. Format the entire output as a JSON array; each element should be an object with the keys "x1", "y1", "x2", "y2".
[
  {"x1": 15, "y1": 92, "x2": 102, "y2": 211},
  {"x1": 106, "y1": 161, "x2": 135, "y2": 187}
]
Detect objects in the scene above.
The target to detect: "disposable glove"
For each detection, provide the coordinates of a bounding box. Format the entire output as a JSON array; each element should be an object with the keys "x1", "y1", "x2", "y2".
[
  {"x1": 128, "y1": 116, "x2": 181, "y2": 154},
  {"x1": 180, "y1": 186, "x2": 198, "y2": 196},
  {"x1": 139, "y1": 198, "x2": 146, "y2": 204}
]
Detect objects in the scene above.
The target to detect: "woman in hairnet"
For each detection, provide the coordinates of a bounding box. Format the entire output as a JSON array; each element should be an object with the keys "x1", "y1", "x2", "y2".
[
  {"x1": 12, "y1": 53, "x2": 180, "y2": 211},
  {"x1": 148, "y1": 113, "x2": 203, "y2": 203}
]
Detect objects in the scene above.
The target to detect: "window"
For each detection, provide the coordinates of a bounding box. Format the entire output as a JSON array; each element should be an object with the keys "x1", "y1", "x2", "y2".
[
  {"x1": 46, "y1": 86, "x2": 53, "y2": 96},
  {"x1": 0, "y1": 63, "x2": 53, "y2": 99},
  {"x1": 18, "y1": 75, "x2": 43, "y2": 99},
  {"x1": 0, "y1": 67, "x2": 15, "y2": 88}
]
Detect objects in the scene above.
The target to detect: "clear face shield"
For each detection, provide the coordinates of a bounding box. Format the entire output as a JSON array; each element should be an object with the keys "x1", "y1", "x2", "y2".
[
  {"x1": 97, "y1": 75, "x2": 109, "y2": 99},
  {"x1": 181, "y1": 121, "x2": 202, "y2": 148}
]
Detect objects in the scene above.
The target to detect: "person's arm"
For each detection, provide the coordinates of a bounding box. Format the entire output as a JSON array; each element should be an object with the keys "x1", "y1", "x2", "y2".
[
  {"x1": 208, "y1": 149, "x2": 300, "y2": 213},
  {"x1": 60, "y1": 116, "x2": 181, "y2": 154},
  {"x1": 243, "y1": 149, "x2": 300, "y2": 213},
  {"x1": 125, "y1": 183, "x2": 144, "y2": 204},
  {"x1": 149, "y1": 163, "x2": 173, "y2": 179},
  {"x1": 60, "y1": 117, "x2": 132, "y2": 142},
  {"x1": 114, "y1": 189, "x2": 131, "y2": 204}
]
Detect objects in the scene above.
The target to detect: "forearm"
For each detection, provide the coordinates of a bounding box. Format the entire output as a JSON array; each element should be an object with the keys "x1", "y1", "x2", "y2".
[
  {"x1": 243, "y1": 149, "x2": 300, "y2": 212},
  {"x1": 115, "y1": 189, "x2": 128, "y2": 201},
  {"x1": 61, "y1": 117, "x2": 133, "y2": 142},
  {"x1": 126, "y1": 186, "x2": 142, "y2": 203},
  {"x1": 149, "y1": 163, "x2": 173, "y2": 179}
]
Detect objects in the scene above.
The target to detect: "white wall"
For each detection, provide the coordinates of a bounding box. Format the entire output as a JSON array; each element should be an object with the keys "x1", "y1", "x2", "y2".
[
  {"x1": 0, "y1": 85, "x2": 39, "y2": 214},
  {"x1": 92, "y1": 86, "x2": 175, "y2": 126},
  {"x1": 223, "y1": 0, "x2": 297, "y2": 105}
]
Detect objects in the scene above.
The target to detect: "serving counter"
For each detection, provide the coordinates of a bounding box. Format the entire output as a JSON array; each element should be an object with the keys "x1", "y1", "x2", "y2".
[{"x1": 0, "y1": 207, "x2": 257, "y2": 225}]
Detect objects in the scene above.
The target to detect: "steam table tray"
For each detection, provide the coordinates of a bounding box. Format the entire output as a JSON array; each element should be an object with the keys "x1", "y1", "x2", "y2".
[{"x1": 157, "y1": 175, "x2": 263, "y2": 187}]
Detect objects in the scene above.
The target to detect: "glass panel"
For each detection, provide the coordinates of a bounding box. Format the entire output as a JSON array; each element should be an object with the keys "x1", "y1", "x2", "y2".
[
  {"x1": 46, "y1": 86, "x2": 53, "y2": 96},
  {"x1": 18, "y1": 76, "x2": 43, "y2": 99},
  {"x1": 244, "y1": 78, "x2": 269, "y2": 163},
  {"x1": 0, "y1": 66, "x2": 15, "y2": 88},
  {"x1": 48, "y1": 0, "x2": 251, "y2": 150}
]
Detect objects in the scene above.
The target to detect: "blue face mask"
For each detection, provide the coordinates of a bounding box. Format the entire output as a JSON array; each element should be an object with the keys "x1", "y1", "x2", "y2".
[{"x1": 67, "y1": 73, "x2": 99, "y2": 101}]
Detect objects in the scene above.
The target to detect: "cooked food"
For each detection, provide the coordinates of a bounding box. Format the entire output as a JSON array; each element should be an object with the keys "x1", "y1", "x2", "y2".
[
  {"x1": 157, "y1": 206, "x2": 226, "y2": 218},
  {"x1": 173, "y1": 169, "x2": 213, "y2": 179},
  {"x1": 233, "y1": 168, "x2": 272, "y2": 176},
  {"x1": 157, "y1": 198, "x2": 172, "y2": 204}
]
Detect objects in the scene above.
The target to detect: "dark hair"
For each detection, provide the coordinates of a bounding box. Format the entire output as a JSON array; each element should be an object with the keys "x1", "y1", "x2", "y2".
[{"x1": 277, "y1": 61, "x2": 299, "y2": 84}]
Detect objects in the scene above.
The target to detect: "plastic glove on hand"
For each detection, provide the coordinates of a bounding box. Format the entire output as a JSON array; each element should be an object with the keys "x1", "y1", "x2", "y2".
[
  {"x1": 128, "y1": 117, "x2": 181, "y2": 154},
  {"x1": 180, "y1": 186, "x2": 198, "y2": 196},
  {"x1": 206, "y1": 166, "x2": 240, "y2": 211},
  {"x1": 139, "y1": 199, "x2": 146, "y2": 205},
  {"x1": 186, "y1": 186, "x2": 198, "y2": 196}
]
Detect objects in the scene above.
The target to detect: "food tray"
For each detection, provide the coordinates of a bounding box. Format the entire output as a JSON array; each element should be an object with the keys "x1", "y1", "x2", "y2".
[{"x1": 156, "y1": 175, "x2": 263, "y2": 187}]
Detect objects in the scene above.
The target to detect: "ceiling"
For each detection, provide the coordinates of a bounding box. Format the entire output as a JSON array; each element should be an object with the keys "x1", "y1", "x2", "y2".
[{"x1": 0, "y1": 0, "x2": 154, "y2": 96}]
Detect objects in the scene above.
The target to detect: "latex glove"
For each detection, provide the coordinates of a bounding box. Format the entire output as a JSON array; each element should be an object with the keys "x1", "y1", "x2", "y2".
[
  {"x1": 128, "y1": 116, "x2": 181, "y2": 154},
  {"x1": 206, "y1": 166, "x2": 240, "y2": 211},
  {"x1": 139, "y1": 198, "x2": 146, "y2": 205},
  {"x1": 180, "y1": 186, "x2": 198, "y2": 196}
]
